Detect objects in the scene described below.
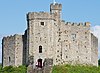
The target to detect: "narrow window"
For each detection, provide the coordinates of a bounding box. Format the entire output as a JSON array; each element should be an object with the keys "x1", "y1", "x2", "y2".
[
  {"x1": 66, "y1": 56, "x2": 68, "y2": 58},
  {"x1": 39, "y1": 46, "x2": 42, "y2": 53},
  {"x1": 85, "y1": 32, "x2": 87, "y2": 34},
  {"x1": 41, "y1": 22, "x2": 44, "y2": 26},
  {"x1": 40, "y1": 37, "x2": 41, "y2": 41},
  {"x1": 9, "y1": 57, "x2": 11, "y2": 63}
]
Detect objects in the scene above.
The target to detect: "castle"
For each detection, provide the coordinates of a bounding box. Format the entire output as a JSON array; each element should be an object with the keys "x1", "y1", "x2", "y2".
[{"x1": 2, "y1": 2, "x2": 98, "y2": 68}]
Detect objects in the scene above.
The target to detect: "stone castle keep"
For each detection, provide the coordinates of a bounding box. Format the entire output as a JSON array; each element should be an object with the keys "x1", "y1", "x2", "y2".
[{"x1": 2, "y1": 2, "x2": 98, "y2": 68}]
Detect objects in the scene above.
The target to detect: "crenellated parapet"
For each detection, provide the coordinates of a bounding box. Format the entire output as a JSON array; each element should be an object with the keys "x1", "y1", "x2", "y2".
[
  {"x1": 27, "y1": 12, "x2": 55, "y2": 21},
  {"x1": 3, "y1": 34, "x2": 22, "y2": 41},
  {"x1": 65, "y1": 22, "x2": 91, "y2": 27},
  {"x1": 50, "y1": 3, "x2": 62, "y2": 11}
]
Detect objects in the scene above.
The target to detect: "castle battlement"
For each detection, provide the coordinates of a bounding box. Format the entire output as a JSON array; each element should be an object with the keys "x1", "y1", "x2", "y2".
[
  {"x1": 3, "y1": 34, "x2": 22, "y2": 40},
  {"x1": 27, "y1": 12, "x2": 55, "y2": 20},
  {"x1": 65, "y1": 22, "x2": 91, "y2": 27},
  {"x1": 50, "y1": 3, "x2": 62, "y2": 11}
]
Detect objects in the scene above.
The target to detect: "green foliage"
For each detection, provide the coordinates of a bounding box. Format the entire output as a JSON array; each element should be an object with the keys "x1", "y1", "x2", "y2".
[
  {"x1": 0, "y1": 65, "x2": 27, "y2": 73},
  {"x1": 0, "y1": 64, "x2": 2, "y2": 73},
  {"x1": 52, "y1": 64, "x2": 100, "y2": 73},
  {"x1": 98, "y1": 59, "x2": 100, "y2": 66}
]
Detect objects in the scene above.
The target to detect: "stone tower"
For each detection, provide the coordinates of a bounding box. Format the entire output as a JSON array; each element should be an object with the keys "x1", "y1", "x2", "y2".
[{"x1": 50, "y1": 3, "x2": 62, "y2": 22}]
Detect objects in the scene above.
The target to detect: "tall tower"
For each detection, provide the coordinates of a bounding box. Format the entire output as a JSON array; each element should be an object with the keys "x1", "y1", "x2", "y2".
[{"x1": 50, "y1": 2, "x2": 62, "y2": 22}]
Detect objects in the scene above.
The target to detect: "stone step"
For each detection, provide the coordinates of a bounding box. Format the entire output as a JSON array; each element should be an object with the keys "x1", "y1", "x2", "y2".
[{"x1": 27, "y1": 66, "x2": 52, "y2": 73}]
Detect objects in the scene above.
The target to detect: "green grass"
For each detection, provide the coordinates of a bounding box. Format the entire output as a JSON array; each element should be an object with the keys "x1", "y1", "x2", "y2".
[
  {"x1": 52, "y1": 64, "x2": 100, "y2": 73},
  {"x1": 0, "y1": 65, "x2": 27, "y2": 73}
]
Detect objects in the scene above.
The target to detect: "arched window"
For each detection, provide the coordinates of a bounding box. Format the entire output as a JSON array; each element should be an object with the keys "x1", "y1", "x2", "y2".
[{"x1": 39, "y1": 46, "x2": 42, "y2": 53}]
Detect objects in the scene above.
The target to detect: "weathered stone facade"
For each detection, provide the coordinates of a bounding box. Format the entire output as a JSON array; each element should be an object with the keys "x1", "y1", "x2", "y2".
[
  {"x1": 2, "y1": 34, "x2": 23, "y2": 67},
  {"x1": 2, "y1": 2, "x2": 98, "y2": 68}
]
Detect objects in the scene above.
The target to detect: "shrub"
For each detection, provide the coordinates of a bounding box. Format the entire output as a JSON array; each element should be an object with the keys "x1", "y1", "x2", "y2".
[{"x1": 0, "y1": 65, "x2": 27, "y2": 73}]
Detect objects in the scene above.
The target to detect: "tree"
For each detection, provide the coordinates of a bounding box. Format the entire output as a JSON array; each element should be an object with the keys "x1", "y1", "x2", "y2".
[{"x1": 98, "y1": 59, "x2": 100, "y2": 66}]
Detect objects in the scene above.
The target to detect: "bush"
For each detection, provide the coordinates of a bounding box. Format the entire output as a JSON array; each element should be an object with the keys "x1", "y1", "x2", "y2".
[{"x1": 0, "y1": 65, "x2": 27, "y2": 73}]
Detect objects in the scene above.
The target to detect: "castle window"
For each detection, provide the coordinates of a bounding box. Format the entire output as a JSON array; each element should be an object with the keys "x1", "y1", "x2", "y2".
[
  {"x1": 66, "y1": 56, "x2": 68, "y2": 58},
  {"x1": 57, "y1": 50, "x2": 59, "y2": 52},
  {"x1": 71, "y1": 34, "x2": 76, "y2": 41},
  {"x1": 85, "y1": 32, "x2": 87, "y2": 34},
  {"x1": 9, "y1": 57, "x2": 11, "y2": 63},
  {"x1": 39, "y1": 46, "x2": 42, "y2": 53},
  {"x1": 41, "y1": 22, "x2": 44, "y2": 26}
]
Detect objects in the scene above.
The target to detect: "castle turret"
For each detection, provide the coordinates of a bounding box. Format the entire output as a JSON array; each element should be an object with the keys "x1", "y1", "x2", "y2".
[{"x1": 50, "y1": 3, "x2": 62, "y2": 23}]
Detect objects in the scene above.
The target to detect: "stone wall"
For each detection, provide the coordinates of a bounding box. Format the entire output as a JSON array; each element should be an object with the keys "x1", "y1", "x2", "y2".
[
  {"x1": 2, "y1": 34, "x2": 23, "y2": 67},
  {"x1": 59, "y1": 22, "x2": 92, "y2": 65},
  {"x1": 91, "y1": 33, "x2": 98, "y2": 66},
  {"x1": 14, "y1": 34, "x2": 23, "y2": 66},
  {"x1": 2, "y1": 35, "x2": 15, "y2": 67},
  {"x1": 27, "y1": 11, "x2": 56, "y2": 68}
]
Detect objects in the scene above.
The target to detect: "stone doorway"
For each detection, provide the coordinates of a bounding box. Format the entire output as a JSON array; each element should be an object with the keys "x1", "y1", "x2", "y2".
[{"x1": 37, "y1": 59, "x2": 42, "y2": 68}]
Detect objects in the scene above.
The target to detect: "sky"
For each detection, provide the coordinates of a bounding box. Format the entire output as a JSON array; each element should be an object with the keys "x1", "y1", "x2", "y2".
[{"x1": 0, "y1": 0, "x2": 100, "y2": 63}]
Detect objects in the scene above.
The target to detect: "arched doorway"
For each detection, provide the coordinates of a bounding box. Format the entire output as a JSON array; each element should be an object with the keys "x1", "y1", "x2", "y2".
[{"x1": 37, "y1": 59, "x2": 42, "y2": 68}]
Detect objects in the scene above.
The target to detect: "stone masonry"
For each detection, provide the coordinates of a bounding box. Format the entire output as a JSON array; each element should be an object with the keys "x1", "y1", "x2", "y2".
[
  {"x1": 2, "y1": 34, "x2": 23, "y2": 67},
  {"x1": 2, "y1": 2, "x2": 98, "y2": 68}
]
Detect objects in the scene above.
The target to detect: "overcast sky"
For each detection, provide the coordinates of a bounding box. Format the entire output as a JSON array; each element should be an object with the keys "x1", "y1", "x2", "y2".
[{"x1": 0, "y1": 0, "x2": 100, "y2": 63}]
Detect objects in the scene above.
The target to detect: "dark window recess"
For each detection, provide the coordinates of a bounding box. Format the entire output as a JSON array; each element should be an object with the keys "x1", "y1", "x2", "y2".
[
  {"x1": 9, "y1": 57, "x2": 11, "y2": 63},
  {"x1": 41, "y1": 22, "x2": 44, "y2": 26},
  {"x1": 57, "y1": 50, "x2": 59, "y2": 52},
  {"x1": 39, "y1": 46, "x2": 42, "y2": 53},
  {"x1": 66, "y1": 56, "x2": 68, "y2": 58},
  {"x1": 38, "y1": 59, "x2": 42, "y2": 68}
]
